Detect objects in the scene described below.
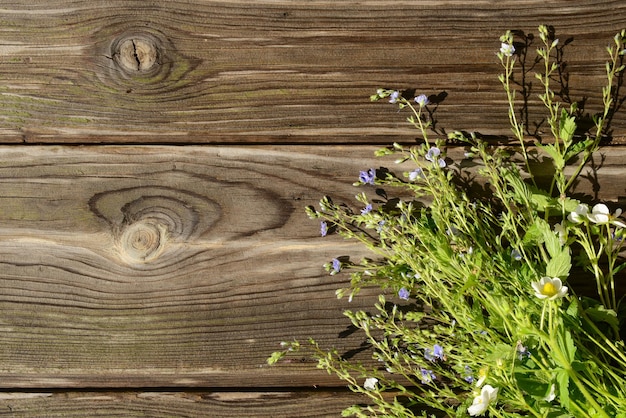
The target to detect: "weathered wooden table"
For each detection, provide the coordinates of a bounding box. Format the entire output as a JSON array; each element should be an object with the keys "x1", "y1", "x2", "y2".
[{"x1": 0, "y1": 1, "x2": 624, "y2": 416}]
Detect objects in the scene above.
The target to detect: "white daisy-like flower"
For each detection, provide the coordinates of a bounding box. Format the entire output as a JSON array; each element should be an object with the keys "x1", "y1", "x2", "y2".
[
  {"x1": 532, "y1": 276, "x2": 568, "y2": 300},
  {"x1": 587, "y1": 203, "x2": 626, "y2": 228},
  {"x1": 468, "y1": 385, "x2": 498, "y2": 416},
  {"x1": 568, "y1": 203, "x2": 589, "y2": 223}
]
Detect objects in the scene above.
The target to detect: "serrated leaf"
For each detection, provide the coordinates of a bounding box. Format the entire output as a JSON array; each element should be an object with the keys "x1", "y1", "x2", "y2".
[
  {"x1": 561, "y1": 196, "x2": 581, "y2": 213},
  {"x1": 546, "y1": 249, "x2": 571, "y2": 278},
  {"x1": 537, "y1": 143, "x2": 565, "y2": 170},
  {"x1": 559, "y1": 111, "x2": 577, "y2": 145},
  {"x1": 563, "y1": 330, "x2": 576, "y2": 364},
  {"x1": 564, "y1": 138, "x2": 593, "y2": 163},
  {"x1": 523, "y1": 221, "x2": 544, "y2": 246},
  {"x1": 531, "y1": 192, "x2": 555, "y2": 212},
  {"x1": 529, "y1": 217, "x2": 561, "y2": 258},
  {"x1": 556, "y1": 369, "x2": 570, "y2": 409}
]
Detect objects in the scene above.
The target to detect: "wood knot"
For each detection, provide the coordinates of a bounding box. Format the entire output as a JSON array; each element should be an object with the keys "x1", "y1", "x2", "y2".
[
  {"x1": 112, "y1": 33, "x2": 161, "y2": 75},
  {"x1": 118, "y1": 38, "x2": 158, "y2": 72},
  {"x1": 118, "y1": 220, "x2": 167, "y2": 263}
]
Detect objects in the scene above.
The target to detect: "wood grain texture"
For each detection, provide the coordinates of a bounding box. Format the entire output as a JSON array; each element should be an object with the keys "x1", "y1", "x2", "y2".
[
  {"x1": 0, "y1": 145, "x2": 624, "y2": 390},
  {"x1": 0, "y1": 1, "x2": 625, "y2": 143},
  {"x1": 0, "y1": 390, "x2": 365, "y2": 417},
  {"x1": 0, "y1": 145, "x2": 386, "y2": 388}
]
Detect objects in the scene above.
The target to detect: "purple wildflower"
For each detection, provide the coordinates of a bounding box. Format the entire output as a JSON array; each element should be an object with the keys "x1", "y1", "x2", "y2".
[
  {"x1": 389, "y1": 90, "x2": 400, "y2": 104},
  {"x1": 414, "y1": 94, "x2": 429, "y2": 107},
  {"x1": 332, "y1": 258, "x2": 341, "y2": 273},
  {"x1": 420, "y1": 368, "x2": 436, "y2": 384},
  {"x1": 359, "y1": 168, "x2": 376, "y2": 185},
  {"x1": 320, "y1": 221, "x2": 328, "y2": 237},
  {"x1": 425, "y1": 344, "x2": 445, "y2": 362},
  {"x1": 425, "y1": 147, "x2": 446, "y2": 168},
  {"x1": 398, "y1": 287, "x2": 410, "y2": 300},
  {"x1": 516, "y1": 341, "x2": 531, "y2": 360},
  {"x1": 361, "y1": 204, "x2": 373, "y2": 215},
  {"x1": 409, "y1": 168, "x2": 425, "y2": 181},
  {"x1": 511, "y1": 248, "x2": 522, "y2": 261},
  {"x1": 463, "y1": 366, "x2": 474, "y2": 384}
]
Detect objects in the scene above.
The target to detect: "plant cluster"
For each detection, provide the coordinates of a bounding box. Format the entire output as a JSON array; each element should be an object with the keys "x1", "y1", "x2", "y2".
[{"x1": 269, "y1": 26, "x2": 626, "y2": 417}]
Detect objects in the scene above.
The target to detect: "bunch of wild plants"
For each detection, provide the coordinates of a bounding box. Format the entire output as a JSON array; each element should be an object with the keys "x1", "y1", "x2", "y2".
[{"x1": 269, "y1": 26, "x2": 626, "y2": 417}]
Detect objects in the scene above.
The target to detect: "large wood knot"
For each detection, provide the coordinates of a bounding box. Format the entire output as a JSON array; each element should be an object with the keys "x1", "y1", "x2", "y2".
[
  {"x1": 89, "y1": 186, "x2": 221, "y2": 267},
  {"x1": 93, "y1": 25, "x2": 202, "y2": 99},
  {"x1": 117, "y1": 38, "x2": 158, "y2": 72},
  {"x1": 112, "y1": 32, "x2": 162, "y2": 76},
  {"x1": 119, "y1": 220, "x2": 166, "y2": 263}
]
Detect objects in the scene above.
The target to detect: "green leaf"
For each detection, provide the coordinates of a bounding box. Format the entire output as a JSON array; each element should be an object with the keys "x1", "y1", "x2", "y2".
[
  {"x1": 515, "y1": 375, "x2": 549, "y2": 398},
  {"x1": 537, "y1": 143, "x2": 565, "y2": 170},
  {"x1": 561, "y1": 196, "x2": 581, "y2": 213},
  {"x1": 563, "y1": 330, "x2": 576, "y2": 364},
  {"x1": 531, "y1": 191, "x2": 555, "y2": 212},
  {"x1": 267, "y1": 351, "x2": 286, "y2": 365},
  {"x1": 546, "y1": 249, "x2": 571, "y2": 279},
  {"x1": 527, "y1": 217, "x2": 562, "y2": 258},
  {"x1": 523, "y1": 220, "x2": 544, "y2": 246},
  {"x1": 585, "y1": 304, "x2": 619, "y2": 329},
  {"x1": 556, "y1": 369, "x2": 570, "y2": 409},
  {"x1": 559, "y1": 110, "x2": 577, "y2": 145},
  {"x1": 564, "y1": 138, "x2": 593, "y2": 163}
]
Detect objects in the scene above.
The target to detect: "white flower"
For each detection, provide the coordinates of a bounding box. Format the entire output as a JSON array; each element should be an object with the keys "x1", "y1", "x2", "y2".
[
  {"x1": 532, "y1": 276, "x2": 568, "y2": 300},
  {"x1": 587, "y1": 203, "x2": 626, "y2": 228},
  {"x1": 363, "y1": 377, "x2": 378, "y2": 391},
  {"x1": 500, "y1": 42, "x2": 515, "y2": 57},
  {"x1": 568, "y1": 203, "x2": 589, "y2": 223},
  {"x1": 468, "y1": 385, "x2": 498, "y2": 416}
]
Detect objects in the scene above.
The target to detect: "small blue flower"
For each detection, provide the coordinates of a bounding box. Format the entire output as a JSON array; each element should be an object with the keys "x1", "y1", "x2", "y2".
[
  {"x1": 320, "y1": 221, "x2": 328, "y2": 237},
  {"x1": 425, "y1": 344, "x2": 444, "y2": 362},
  {"x1": 420, "y1": 368, "x2": 436, "y2": 384},
  {"x1": 361, "y1": 204, "x2": 373, "y2": 215},
  {"x1": 511, "y1": 248, "x2": 522, "y2": 261},
  {"x1": 425, "y1": 147, "x2": 446, "y2": 168},
  {"x1": 332, "y1": 258, "x2": 341, "y2": 273},
  {"x1": 414, "y1": 94, "x2": 429, "y2": 107},
  {"x1": 359, "y1": 168, "x2": 376, "y2": 185},
  {"x1": 398, "y1": 287, "x2": 410, "y2": 300},
  {"x1": 463, "y1": 366, "x2": 474, "y2": 384},
  {"x1": 389, "y1": 91, "x2": 400, "y2": 103},
  {"x1": 376, "y1": 220, "x2": 386, "y2": 233},
  {"x1": 408, "y1": 168, "x2": 425, "y2": 181},
  {"x1": 516, "y1": 341, "x2": 531, "y2": 360},
  {"x1": 433, "y1": 344, "x2": 444, "y2": 359}
]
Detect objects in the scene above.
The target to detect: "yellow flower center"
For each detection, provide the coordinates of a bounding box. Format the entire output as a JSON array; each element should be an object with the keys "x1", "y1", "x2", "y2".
[{"x1": 542, "y1": 282, "x2": 557, "y2": 297}]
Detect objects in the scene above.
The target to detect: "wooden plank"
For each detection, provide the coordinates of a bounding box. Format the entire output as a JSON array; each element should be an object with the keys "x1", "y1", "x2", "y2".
[
  {"x1": 0, "y1": 1, "x2": 625, "y2": 143},
  {"x1": 0, "y1": 390, "x2": 364, "y2": 417},
  {"x1": 0, "y1": 145, "x2": 624, "y2": 388}
]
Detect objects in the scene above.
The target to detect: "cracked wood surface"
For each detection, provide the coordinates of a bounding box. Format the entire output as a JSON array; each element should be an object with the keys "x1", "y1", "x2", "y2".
[{"x1": 0, "y1": 0, "x2": 625, "y2": 143}]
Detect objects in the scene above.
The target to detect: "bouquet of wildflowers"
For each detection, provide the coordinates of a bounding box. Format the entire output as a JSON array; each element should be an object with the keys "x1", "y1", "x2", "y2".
[{"x1": 269, "y1": 26, "x2": 626, "y2": 417}]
